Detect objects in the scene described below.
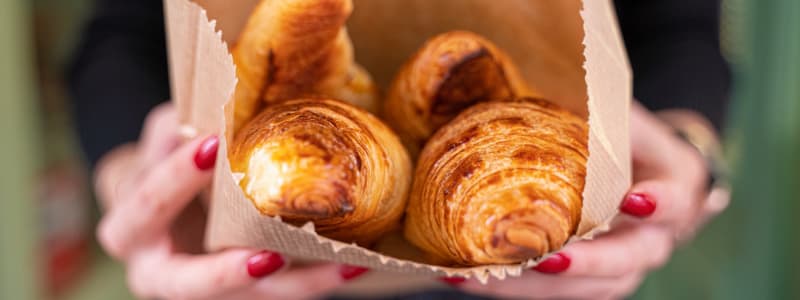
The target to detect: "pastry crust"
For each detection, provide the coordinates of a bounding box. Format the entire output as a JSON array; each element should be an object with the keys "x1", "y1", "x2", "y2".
[
  {"x1": 404, "y1": 98, "x2": 588, "y2": 265},
  {"x1": 230, "y1": 98, "x2": 411, "y2": 246},
  {"x1": 231, "y1": 0, "x2": 379, "y2": 133},
  {"x1": 382, "y1": 31, "x2": 536, "y2": 157}
]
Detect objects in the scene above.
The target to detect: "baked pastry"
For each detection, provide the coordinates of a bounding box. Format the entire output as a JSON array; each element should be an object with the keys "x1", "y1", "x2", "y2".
[
  {"x1": 404, "y1": 98, "x2": 588, "y2": 265},
  {"x1": 230, "y1": 98, "x2": 412, "y2": 246},
  {"x1": 231, "y1": 0, "x2": 379, "y2": 133},
  {"x1": 382, "y1": 31, "x2": 535, "y2": 157}
]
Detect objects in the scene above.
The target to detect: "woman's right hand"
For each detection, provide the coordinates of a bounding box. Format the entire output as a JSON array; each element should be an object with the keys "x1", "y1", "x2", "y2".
[{"x1": 94, "y1": 103, "x2": 367, "y2": 300}]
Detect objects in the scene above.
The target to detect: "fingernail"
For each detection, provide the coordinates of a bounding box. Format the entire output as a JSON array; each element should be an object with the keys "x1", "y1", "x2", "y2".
[
  {"x1": 194, "y1": 135, "x2": 219, "y2": 171},
  {"x1": 532, "y1": 253, "x2": 571, "y2": 274},
  {"x1": 620, "y1": 193, "x2": 656, "y2": 217},
  {"x1": 438, "y1": 276, "x2": 466, "y2": 286},
  {"x1": 339, "y1": 265, "x2": 369, "y2": 281},
  {"x1": 247, "y1": 251, "x2": 284, "y2": 278}
]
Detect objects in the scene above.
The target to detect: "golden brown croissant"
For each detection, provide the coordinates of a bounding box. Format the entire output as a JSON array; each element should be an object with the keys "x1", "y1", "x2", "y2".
[
  {"x1": 230, "y1": 98, "x2": 412, "y2": 246},
  {"x1": 404, "y1": 98, "x2": 588, "y2": 266},
  {"x1": 231, "y1": 0, "x2": 379, "y2": 133},
  {"x1": 382, "y1": 31, "x2": 535, "y2": 157}
]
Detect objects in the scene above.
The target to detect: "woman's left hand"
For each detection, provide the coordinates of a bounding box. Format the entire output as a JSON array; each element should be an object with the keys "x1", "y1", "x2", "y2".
[{"x1": 447, "y1": 103, "x2": 730, "y2": 300}]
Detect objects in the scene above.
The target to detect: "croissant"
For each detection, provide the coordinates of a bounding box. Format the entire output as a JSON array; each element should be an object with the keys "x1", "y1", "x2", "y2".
[
  {"x1": 231, "y1": 0, "x2": 379, "y2": 133},
  {"x1": 230, "y1": 98, "x2": 412, "y2": 246},
  {"x1": 382, "y1": 31, "x2": 535, "y2": 157},
  {"x1": 404, "y1": 98, "x2": 588, "y2": 266}
]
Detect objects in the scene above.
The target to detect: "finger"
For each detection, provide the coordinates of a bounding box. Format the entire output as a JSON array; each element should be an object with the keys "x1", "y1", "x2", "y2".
[
  {"x1": 127, "y1": 243, "x2": 283, "y2": 300},
  {"x1": 94, "y1": 143, "x2": 138, "y2": 210},
  {"x1": 138, "y1": 103, "x2": 180, "y2": 167},
  {"x1": 96, "y1": 104, "x2": 181, "y2": 211},
  {"x1": 558, "y1": 225, "x2": 673, "y2": 278},
  {"x1": 459, "y1": 271, "x2": 642, "y2": 300},
  {"x1": 681, "y1": 187, "x2": 731, "y2": 243},
  {"x1": 630, "y1": 102, "x2": 677, "y2": 179},
  {"x1": 700, "y1": 187, "x2": 730, "y2": 223},
  {"x1": 624, "y1": 180, "x2": 703, "y2": 231},
  {"x1": 240, "y1": 264, "x2": 349, "y2": 300},
  {"x1": 627, "y1": 104, "x2": 709, "y2": 233},
  {"x1": 630, "y1": 103, "x2": 706, "y2": 186},
  {"x1": 610, "y1": 272, "x2": 646, "y2": 300},
  {"x1": 97, "y1": 135, "x2": 217, "y2": 259}
]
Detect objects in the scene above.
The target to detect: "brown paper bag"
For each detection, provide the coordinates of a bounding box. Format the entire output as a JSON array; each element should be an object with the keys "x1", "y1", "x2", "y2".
[{"x1": 164, "y1": 0, "x2": 632, "y2": 283}]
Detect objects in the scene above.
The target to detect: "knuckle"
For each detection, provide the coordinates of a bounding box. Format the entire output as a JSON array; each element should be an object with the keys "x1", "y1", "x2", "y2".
[
  {"x1": 134, "y1": 183, "x2": 167, "y2": 214},
  {"x1": 650, "y1": 255, "x2": 668, "y2": 270},
  {"x1": 706, "y1": 189, "x2": 731, "y2": 214},
  {"x1": 616, "y1": 274, "x2": 644, "y2": 298},
  {"x1": 97, "y1": 218, "x2": 126, "y2": 259},
  {"x1": 637, "y1": 228, "x2": 668, "y2": 270},
  {"x1": 212, "y1": 272, "x2": 227, "y2": 290},
  {"x1": 126, "y1": 265, "x2": 153, "y2": 300},
  {"x1": 687, "y1": 154, "x2": 707, "y2": 184},
  {"x1": 137, "y1": 265, "x2": 185, "y2": 300},
  {"x1": 209, "y1": 260, "x2": 232, "y2": 290},
  {"x1": 651, "y1": 237, "x2": 674, "y2": 270},
  {"x1": 147, "y1": 103, "x2": 175, "y2": 126}
]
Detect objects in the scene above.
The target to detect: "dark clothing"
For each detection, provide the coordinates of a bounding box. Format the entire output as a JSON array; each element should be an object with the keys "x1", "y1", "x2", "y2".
[
  {"x1": 615, "y1": 0, "x2": 730, "y2": 129},
  {"x1": 69, "y1": 0, "x2": 170, "y2": 166},
  {"x1": 69, "y1": 0, "x2": 731, "y2": 167}
]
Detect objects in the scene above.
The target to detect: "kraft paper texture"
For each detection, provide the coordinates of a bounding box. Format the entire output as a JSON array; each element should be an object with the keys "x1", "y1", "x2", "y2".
[{"x1": 164, "y1": 0, "x2": 632, "y2": 284}]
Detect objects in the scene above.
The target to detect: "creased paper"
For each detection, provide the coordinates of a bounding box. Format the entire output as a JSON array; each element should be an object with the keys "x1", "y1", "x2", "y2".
[{"x1": 164, "y1": 0, "x2": 632, "y2": 284}]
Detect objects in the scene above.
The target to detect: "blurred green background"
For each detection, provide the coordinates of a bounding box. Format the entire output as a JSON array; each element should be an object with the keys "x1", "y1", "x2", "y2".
[
  {"x1": 634, "y1": 0, "x2": 800, "y2": 299},
  {"x1": 1, "y1": 0, "x2": 798, "y2": 299}
]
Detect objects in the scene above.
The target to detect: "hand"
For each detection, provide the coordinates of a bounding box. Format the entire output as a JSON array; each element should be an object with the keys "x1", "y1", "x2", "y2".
[
  {"x1": 94, "y1": 103, "x2": 368, "y2": 300},
  {"x1": 444, "y1": 103, "x2": 729, "y2": 299}
]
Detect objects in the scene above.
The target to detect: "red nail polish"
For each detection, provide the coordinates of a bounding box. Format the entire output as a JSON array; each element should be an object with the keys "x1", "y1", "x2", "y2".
[
  {"x1": 439, "y1": 276, "x2": 466, "y2": 286},
  {"x1": 339, "y1": 265, "x2": 369, "y2": 281},
  {"x1": 247, "y1": 251, "x2": 284, "y2": 278},
  {"x1": 193, "y1": 136, "x2": 219, "y2": 171},
  {"x1": 620, "y1": 193, "x2": 656, "y2": 217},
  {"x1": 532, "y1": 253, "x2": 571, "y2": 274}
]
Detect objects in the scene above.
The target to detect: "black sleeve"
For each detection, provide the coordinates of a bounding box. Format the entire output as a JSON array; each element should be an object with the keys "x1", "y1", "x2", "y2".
[
  {"x1": 68, "y1": 0, "x2": 170, "y2": 166},
  {"x1": 614, "y1": 0, "x2": 731, "y2": 130}
]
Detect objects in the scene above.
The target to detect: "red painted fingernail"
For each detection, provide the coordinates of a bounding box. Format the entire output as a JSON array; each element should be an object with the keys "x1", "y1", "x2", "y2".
[
  {"x1": 532, "y1": 253, "x2": 571, "y2": 274},
  {"x1": 194, "y1": 135, "x2": 219, "y2": 171},
  {"x1": 439, "y1": 276, "x2": 466, "y2": 286},
  {"x1": 339, "y1": 265, "x2": 369, "y2": 281},
  {"x1": 620, "y1": 193, "x2": 656, "y2": 217},
  {"x1": 246, "y1": 251, "x2": 284, "y2": 278}
]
